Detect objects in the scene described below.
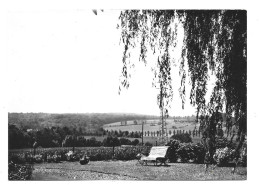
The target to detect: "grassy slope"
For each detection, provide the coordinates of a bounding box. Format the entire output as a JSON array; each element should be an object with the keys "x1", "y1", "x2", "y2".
[{"x1": 31, "y1": 160, "x2": 246, "y2": 180}]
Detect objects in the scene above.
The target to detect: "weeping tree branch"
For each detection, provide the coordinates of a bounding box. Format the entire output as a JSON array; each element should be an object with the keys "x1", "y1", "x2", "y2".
[{"x1": 117, "y1": 10, "x2": 246, "y2": 162}]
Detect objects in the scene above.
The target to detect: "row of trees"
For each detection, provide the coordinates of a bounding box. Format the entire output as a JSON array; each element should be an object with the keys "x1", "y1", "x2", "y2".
[
  {"x1": 8, "y1": 124, "x2": 102, "y2": 149},
  {"x1": 62, "y1": 135, "x2": 142, "y2": 148},
  {"x1": 8, "y1": 113, "x2": 156, "y2": 131},
  {"x1": 104, "y1": 127, "x2": 229, "y2": 138},
  {"x1": 103, "y1": 130, "x2": 141, "y2": 138},
  {"x1": 8, "y1": 124, "x2": 145, "y2": 149}
]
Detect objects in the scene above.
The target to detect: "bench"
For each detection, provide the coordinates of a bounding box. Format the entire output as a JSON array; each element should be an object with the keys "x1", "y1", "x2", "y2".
[{"x1": 138, "y1": 146, "x2": 169, "y2": 166}]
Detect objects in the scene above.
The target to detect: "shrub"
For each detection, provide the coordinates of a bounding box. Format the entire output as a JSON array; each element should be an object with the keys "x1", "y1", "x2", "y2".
[
  {"x1": 103, "y1": 136, "x2": 120, "y2": 147},
  {"x1": 8, "y1": 146, "x2": 151, "y2": 163},
  {"x1": 144, "y1": 142, "x2": 153, "y2": 147},
  {"x1": 166, "y1": 140, "x2": 180, "y2": 162},
  {"x1": 62, "y1": 135, "x2": 77, "y2": 147},
  {"x1": 8, "y1": 162, "x2": 33, "y2": 180},
  {"x1": 179, "y1": 143, "x2": 206, "y2": 163},
  {"x1": 215, "y1": 137, "x2": 229, "y2": 149},
  {"x1": 34, "y1": 154, "x2": 43, "y2": 163},
  {"x1": 176, "y1": 143, "x2": 193, "y2": 163},
  {"x1": 167, "y1": 141, "x2": 205, "y2": 163},
  {"x1": 131, "y1": 139, "x2": 139, "y2": 146},
  {"x1": 119, "y1": 137, "x2": 132, "y2": 145},
  {"x1": 86, "y1": 137, "x2": 102, "y2": 147},
  {"x1": 213, "y1": 147, "x2": 235, "y2": 166},
  {"x1": 76, "y1": 136, "x2": 87, "y2": 147},
  {"x1": 192, "y1": 143, "x2": 206, "y2": 163},
  {"x1": 170, "y1": 133, "x2": 192, "y2": 143},
  {"x1": 9, "y1": 153, "x2": 26, "y2": 164},
  {"x1": 239, "y1": 144, "x2": 247, "y2": 167},
  {"x1": 215, "y1": 137, "x2": 237, "y2": 149}
]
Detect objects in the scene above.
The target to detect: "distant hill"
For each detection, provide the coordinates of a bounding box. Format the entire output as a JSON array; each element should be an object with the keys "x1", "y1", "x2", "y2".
[{"x1": 8, "y1": 112, "x2": 159, "y2": 131}]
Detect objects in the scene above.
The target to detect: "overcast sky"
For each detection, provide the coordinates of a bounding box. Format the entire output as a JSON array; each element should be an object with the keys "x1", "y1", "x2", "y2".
[{"x1": 6, "y1": 9, "x2": 221, "y2": 116}]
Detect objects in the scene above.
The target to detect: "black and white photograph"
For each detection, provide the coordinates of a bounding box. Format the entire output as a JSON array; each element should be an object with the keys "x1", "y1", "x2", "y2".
[{"x1": 3, "y1": 0, "x2": 257, "y2": 182}]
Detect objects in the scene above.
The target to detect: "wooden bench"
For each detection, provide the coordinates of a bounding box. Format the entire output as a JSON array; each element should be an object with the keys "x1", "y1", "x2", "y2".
[{"x1": 139, "y1": 146, "x2": 169, "y2": 166}]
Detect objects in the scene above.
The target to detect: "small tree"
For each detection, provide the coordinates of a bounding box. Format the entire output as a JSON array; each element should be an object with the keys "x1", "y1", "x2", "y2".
[
  {"x1": 131, "y1": 139, "x2": 139, "y2": 146},
  {"x1": 119, "y1": 137, "x2": 132, "y2": 145},
  {"x1": 170, "y1": 133, "x2": 192, "y2": 143},
  {"x1": 103, "y1": 136, "x2": 120, "y2": 157}
]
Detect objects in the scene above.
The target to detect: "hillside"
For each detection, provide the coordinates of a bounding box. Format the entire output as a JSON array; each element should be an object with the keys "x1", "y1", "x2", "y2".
[{"x1": 8, "y1": 112, "x2": 158, "y2": 131}]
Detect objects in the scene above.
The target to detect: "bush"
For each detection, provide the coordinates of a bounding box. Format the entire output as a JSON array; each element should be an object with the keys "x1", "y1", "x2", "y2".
[
  {"x1": 86, "y1": 137, "x2": 102, "y2": 147},
  {"x1": 131, "y1": 139, "x2": 139, "y2": 146},
  {"x1": 8, "y1": 162, "x2": 33, "y2": 180},
  {"x1": 215, "y1": 137, "x2": 229, "y2": 149},
  {"x1": 177, "y1": 143, "x2": 206, "y2": 163},
  {"x1": 170, "y1": 133, "x2": 192, "y2": 143},
  {"x1": 166, "y1": 140, "x2": 180, "y2": 162},
  {"x1": 9, "y1": 153, "x2": 26, "y2": 164},
  {"x1": 192, "y1": 143, "x2": 206, "y2": 163},
  {"x1": 103, "y1": 136, "x2": 120, "y2": 147},
  {"x1": 213, "y1": 147, "x2": 235, "y2": 166},
  {"x1": 62, "y1": 135, "x2": 77, "y2": 147},
  {"x1": 144, "y1": 142, "x2": 153, "y2": 147},
  {"x1": 166, "y1": 140, "x2": 205, "y2": 163},
  {"x1": 239, "y1": 143, "x2": 247, "y2": 167},
  {"x1": 119, "y1": 137, "x2": 132, "y2": 145},
  {"x1": 65, "y1": 150, "x2": 80, "y2": 161},
  {"x1": 8, "y1": 146, "x2": 152, "y2": 163},
  {"x1": 34, "y1": 154, "x2": 43, "y2": 163},
  {"x1": 176, "y1": 143, "x2": 193, "y2": 163}
]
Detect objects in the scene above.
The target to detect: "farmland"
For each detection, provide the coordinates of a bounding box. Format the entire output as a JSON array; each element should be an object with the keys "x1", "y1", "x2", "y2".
[
  {"x1": 103, "y1": 119, "x2": 202, "y2": 143},
  {"x1": 103, "y1": 119, "x2": 199, "y2": 133},
  {"x1": 102, "y1": 117, "x2": 235, "y2": 144}
]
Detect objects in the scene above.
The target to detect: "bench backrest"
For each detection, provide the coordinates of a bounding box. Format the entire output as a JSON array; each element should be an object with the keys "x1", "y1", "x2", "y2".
[{"x1": 148, "y1": 146, "x2": 169, "y2": 158}]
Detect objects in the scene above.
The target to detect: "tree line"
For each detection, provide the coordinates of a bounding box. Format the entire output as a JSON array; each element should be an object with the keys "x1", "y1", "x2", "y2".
[
  {"x1": 8, "y1": 124, "x2": 145, "y2": 149},
  {"x1": 104, "y1": 127, "x2": 228, "y2": 138},
  {"x1": 8, "y1": 112, "x2": 157, "y2": 131}
]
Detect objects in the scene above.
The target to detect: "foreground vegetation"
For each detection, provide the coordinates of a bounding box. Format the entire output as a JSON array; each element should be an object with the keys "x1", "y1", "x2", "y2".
[
  {"x1": 8, "y1": 135, "x2": 247, "y2": 180},
  {"x1": 8, "y1": 146, "x2": 151, "y2": 180}
]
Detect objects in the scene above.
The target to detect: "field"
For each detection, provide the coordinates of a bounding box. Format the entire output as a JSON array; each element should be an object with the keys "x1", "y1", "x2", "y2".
[
  {"x1": 103, "y1": 119, "x2": 199, "y2": 133},
  {"x1": 102, "y1": 118, "x2": 235, "y2": 144},
  {"x1": 31, "y1": 160, "x2": 247, "y2": 180},
  {"x1": 103, "y1": 119, "x2": 202, "y2": 144}
]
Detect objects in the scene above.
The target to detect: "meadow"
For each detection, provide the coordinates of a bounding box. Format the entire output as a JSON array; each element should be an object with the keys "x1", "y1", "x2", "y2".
[
  {"x1": 102, "y1": 118, "x2": 234, "y2": 144},
  {"x1": 31, "y1": 160, "x2": 247, "y2": 180},
  {"x1": 103, "y1": 119, "x2": 202, "y2": 144},
  {"x1": 103, "y1": 119, "x2": 199, "y2": 132}
]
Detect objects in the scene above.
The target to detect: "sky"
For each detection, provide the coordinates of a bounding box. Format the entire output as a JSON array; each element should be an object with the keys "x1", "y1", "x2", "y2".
[{"x1": 5, "y1": 9, "x2": 222, "y2": 116}]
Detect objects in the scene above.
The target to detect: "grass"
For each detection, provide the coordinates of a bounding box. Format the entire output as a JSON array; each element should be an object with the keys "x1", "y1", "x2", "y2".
[
  {"x1": 103, "y1": 119, "x2": 198, "y2": 133},
  {"x1": 31, "y1": 160, "x2": 247, "y2": 180}
]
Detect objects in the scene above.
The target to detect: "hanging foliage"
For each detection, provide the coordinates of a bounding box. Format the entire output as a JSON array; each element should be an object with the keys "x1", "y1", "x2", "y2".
[{"x1": 117, "y1": 10, "x2": 246, "y2": 161}]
